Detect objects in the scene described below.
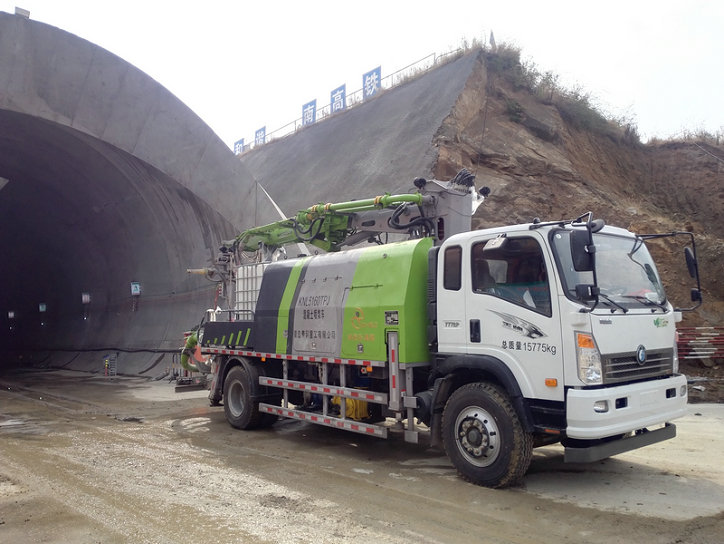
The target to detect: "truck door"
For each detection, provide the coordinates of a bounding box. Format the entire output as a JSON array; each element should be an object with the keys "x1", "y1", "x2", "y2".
[
  {"x1": 466, "y1": 234, "x2": 563, "y2": 401},
  {"x1": 436, "y1": 244, "x2": 468, "y2": 354}
]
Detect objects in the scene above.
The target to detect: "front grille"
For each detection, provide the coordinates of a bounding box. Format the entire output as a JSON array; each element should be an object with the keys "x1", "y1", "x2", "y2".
[{"x1": 602, "y1": 348, "x2": 674, "y2": 384}]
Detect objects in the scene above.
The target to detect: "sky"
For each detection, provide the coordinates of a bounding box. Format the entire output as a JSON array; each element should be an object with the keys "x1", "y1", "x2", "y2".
[{"x1": 3, "y1": 0, "x2": 723, "y2": 147}]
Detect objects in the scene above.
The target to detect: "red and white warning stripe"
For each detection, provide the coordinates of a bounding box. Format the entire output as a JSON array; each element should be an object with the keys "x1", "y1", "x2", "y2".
[
  {"x1": 258, "y1": 403, "x2": 388, "y2": 438},
  {"x1": 259, "y1": 377, "x2": 388, "y2": 404},
  {"x1": 202, "y1": 346, "x2": 385, "y2": 367}
]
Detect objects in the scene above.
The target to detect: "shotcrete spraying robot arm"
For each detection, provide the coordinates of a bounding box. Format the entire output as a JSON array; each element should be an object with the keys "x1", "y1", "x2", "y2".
[
  {"x1": 188, "y1": 169, "x2": 488, "y2": 293},
  {"x1": 225, "y1": 169, "x2": 488, "y2": 259}
]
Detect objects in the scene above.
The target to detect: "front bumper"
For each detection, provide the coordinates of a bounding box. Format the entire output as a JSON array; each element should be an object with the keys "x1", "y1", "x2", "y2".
[
  {"x1": 564, "y1": 423, "x2": 677, "y2": 463},
  {"x1": 566, "y1": 374, "x2": 687, "y2": 440}
]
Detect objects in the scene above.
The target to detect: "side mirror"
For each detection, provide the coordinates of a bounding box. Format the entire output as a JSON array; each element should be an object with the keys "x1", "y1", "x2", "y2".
[
  {"x1": 570, "y1": 230, "x2": 595, "y2": 272},
  {"x1": 575, "y1": 284, "x2": 600, "y2": 301},
  {"x1": 684, "y1": 247, "x2": 698, "y2": 279}
]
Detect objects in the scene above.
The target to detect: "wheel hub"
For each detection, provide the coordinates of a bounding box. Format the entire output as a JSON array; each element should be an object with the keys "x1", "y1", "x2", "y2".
[
  {"x1": 228, "y1": 381, "x2": 245, "y2": 417},
  {"x1": 455, "y1": 407, "x2": 500, "y2": 467},
  {"x1": 460, "y1": 417, "x2": 490, "y2": 456}
]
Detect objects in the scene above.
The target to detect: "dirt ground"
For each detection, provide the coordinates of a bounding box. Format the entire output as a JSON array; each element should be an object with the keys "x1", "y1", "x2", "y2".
[
  {"x1": 0, "y1": 370, "x2": 722, "y2": 544},
  {"x1": 681, "y1": 359, "x2": 724, "y2": 404}
]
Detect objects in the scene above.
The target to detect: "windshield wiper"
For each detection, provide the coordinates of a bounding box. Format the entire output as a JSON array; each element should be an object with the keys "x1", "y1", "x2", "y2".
[
  {"x1": 622, "y1": 295, "x2": 666, "y2": 312},
  {"x1": 597, "y1": 293, "x2": 628, "y2": 313}
]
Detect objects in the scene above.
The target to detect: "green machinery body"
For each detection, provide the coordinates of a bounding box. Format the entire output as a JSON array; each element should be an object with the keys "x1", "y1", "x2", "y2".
[{"x1": 201, "y1": 237, "x2": 433, "y2": 364}]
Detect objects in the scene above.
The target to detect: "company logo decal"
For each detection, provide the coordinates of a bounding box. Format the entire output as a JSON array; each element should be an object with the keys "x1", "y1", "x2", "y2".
[
  {"x1": 491, "y1": 311, "x2": 545, "y2": 339},
  {"x1": 653, "y1": 317, "x2": 669, "y2": 328},
  {"x1": 350, "y1": 307, "x2": 378, "y2": 330},
  {"x1": 636, "y1": 344, "x2": 647, "y2": 366}
]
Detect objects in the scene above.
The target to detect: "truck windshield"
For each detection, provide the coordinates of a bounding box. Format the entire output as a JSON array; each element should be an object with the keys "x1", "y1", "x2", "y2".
[{"x1": 552, "y1": 230, "x2": 667, "y2": 308}]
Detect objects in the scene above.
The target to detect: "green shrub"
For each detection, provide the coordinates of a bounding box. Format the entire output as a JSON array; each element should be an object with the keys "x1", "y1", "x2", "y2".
[
  {"x1": 505, "y1": 98, "x2": 524, "y2": 122},
  {"x1": 555, "y1": 88, "x2": 607, "y2": 131}
]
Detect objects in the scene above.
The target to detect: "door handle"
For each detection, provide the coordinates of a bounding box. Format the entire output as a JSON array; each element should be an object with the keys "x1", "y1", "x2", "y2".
[{"x1": 470, "y1": 319, "x2": 481, "y2": 343}]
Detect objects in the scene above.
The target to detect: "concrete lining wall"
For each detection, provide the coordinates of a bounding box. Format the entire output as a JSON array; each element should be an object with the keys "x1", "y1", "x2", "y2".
[{"x1": 0, "y1": 12, "x2": 255, "y2": 374}]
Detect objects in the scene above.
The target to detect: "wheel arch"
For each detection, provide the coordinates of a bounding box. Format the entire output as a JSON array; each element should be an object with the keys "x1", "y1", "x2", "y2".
[
  {"x1": 220, "y1": 356, "x2": 281, "y2": 402},
  {"x1": 431, "y1": 354, "x2": 535, "y2": 433}
]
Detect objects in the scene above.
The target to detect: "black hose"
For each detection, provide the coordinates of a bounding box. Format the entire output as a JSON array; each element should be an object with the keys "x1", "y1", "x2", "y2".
[
  {"x1": 388, "y1": 203, "x2": 434, "y2": 234},
  {"x1": 451, "y1": 168, "x2": 476, "y2": 187},
  {"x1": 294, "y1": 217, "x2": 325, "y2": 242}
]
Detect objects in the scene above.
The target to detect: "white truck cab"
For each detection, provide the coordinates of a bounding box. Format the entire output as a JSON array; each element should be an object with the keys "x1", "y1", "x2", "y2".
[{"x1": 434, "y1": 219, "x2": 693, "y2": 465}]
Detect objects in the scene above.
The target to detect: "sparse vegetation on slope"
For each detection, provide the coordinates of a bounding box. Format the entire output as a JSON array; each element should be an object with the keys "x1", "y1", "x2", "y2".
[
  {"x1": 434, "y1": 47, "x2": 723, "y2": 330},
  {"x1": 482, "y1": 43, "x2": 640, "y2": 144}
]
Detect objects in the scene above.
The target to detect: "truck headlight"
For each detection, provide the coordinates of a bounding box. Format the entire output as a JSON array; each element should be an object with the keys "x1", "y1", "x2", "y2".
[
  {"x1": 673, "y1": 330, "x2": 679, "y2": 374},
  {"x1": 197, "y1": 327, "x2": 204, "y2": 345},
  {"x1": 576, "y1": 332, "x2": 602, "y2": 385}
]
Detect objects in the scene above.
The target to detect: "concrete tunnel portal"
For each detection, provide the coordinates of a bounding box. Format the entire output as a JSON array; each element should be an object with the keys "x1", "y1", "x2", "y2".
[
  {"x1": 0, "y1": 12, "x2": 483, "y2": 376},
  {"x1": 0, "y1": 12, "x2": 256, "y2": 374}
]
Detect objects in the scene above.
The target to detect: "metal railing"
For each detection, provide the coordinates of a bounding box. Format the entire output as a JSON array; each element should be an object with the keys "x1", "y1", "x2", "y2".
[{"x1": 235, "y1": 49, "x2": 464, "y2": 153}]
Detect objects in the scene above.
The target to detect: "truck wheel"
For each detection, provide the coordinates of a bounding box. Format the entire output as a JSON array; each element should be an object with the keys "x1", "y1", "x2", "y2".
[
  {"x1": 442, "y1": 382, "x2": 532, "y2": 488},
  {"x1": 223, "y1": 365, "x2": 275, "y2": 430}
]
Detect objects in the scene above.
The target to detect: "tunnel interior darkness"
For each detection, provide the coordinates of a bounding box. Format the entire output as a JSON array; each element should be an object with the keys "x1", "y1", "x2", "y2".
[{"x1": 0, "y1": 110, "x2": 237, "y2": 373}]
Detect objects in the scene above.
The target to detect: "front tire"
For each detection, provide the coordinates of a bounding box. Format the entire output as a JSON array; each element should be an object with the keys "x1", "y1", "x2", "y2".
[
  {"x1": 442, "y1": 382, "x2": 532, "y2": 488},
  {"x1": 223, "y1": 365, "x2": 276, "y2": 430}
]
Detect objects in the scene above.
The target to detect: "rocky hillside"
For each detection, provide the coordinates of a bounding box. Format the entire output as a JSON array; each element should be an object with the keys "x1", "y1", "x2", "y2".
[{"x1": 433, "y1": 49, "x2": 723, "y2": 329}]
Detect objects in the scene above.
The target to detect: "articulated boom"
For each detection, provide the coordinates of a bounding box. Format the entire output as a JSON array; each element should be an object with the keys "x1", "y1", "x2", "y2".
[{"x1": 225, "y1": 169, "x2": 488, "y2": 257}]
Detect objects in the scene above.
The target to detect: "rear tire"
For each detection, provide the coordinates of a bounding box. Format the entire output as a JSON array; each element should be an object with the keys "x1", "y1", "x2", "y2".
[
  {"x1": 442, "y1": 382, "x2": 532, "y2": 488},
  {"x1": 223, "y1": 365, "x2": 276, "y2": 430}
]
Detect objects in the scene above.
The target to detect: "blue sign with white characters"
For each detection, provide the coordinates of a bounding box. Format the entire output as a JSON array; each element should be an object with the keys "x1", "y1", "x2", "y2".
[
  {"x1": 233, "y1": 138, "x2": 245, "y2": 154},
  {"x1": 302, "y1": 99, "x2": 317, "y2": 126},
  {"x1": 255, "y1": 127, "x2": 266, "y2": 146},
  {"x1": 362, "y1": 66, "x2": 381, "y2": 99},
  {"x1": 331, "y1": 84, "x2": 346, "y2": 113}
]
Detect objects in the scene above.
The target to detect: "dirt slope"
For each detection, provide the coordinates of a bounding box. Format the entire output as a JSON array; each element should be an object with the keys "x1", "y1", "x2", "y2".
[{"x1": 434, "y1": 50, "x2": 723, "y2": 329}]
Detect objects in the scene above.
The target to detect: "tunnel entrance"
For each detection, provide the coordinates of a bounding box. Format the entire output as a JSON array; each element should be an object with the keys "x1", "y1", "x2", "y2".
[{"x1": 0, "y1": 110, "x2": 236, "y2": 373}]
